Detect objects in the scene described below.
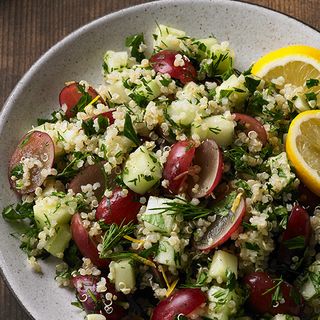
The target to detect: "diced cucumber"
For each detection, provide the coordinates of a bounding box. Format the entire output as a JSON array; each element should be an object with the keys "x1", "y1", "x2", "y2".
[
  {"x1": 300, "y1": 261, "x2": 320, "y2": 301},
  {"x1": 206, "y1": 285, "x2": 242, "y2": 320},
  {"x1": 154, "y1": 237, "x2": 178, "y2": 267},
  {"x1": 105, "y1": 80, "x2": 130, "y2": 104},
  {"x1": 167, "y1": 99, "x2": 198, "y2": 126},
  {"x1": 141, "y1": 196, "x2": 178, "y2": 234},
  {"x1": 112, "y1": 259, "x2": 136, "y2": 294},
  {"x1": 122, "y1": 146, "x2": 162, "y2": 194},
  {"x1": 293, "y1": 93, "x2": 310, "y2": 112},
  {"x1": 191, "y1": 114, "x2": 234, "y2": 146},
  {"x1": 134, "y1": 79, "x2": 161, "y2": 101},
  {"x1": 209, "y1": 250, "x2": 238, "y2": 282},
  {"x1": 44, "y1": 224, "x2": 71, "y2": 258},
  {"x1": 199, "y1": 43, "x2": 234, "y2": 77},
  {"x1": 103, "y1": 51, "x2": 128, "y2": 73},
  {"x1": 33, "y1": 193, "x2": 77, "y2": 229},
  {"x1": 153, "y1": 24, "x2": 186, "y2": 51},
  {"x1": 215, "y1": 74, "x2": 249, "y2": 107}
]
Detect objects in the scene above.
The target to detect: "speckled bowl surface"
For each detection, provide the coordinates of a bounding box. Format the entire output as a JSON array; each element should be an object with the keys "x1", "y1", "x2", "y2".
[{"x1": 0, "y1": 0, "x2": 320, "y2": 319}]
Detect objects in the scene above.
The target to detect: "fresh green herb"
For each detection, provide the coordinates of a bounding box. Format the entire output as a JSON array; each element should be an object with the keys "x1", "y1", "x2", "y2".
[
  {"x1": 284, "y1": 235, "x2": 305, "y2": 250},
  {"x1": 209, "y1": 126, "x2": 221, "y2": 135},
  {"x1": 37, "y1": 110, "x2": 65, "y2": 126},
  {"x1": 273, "y1": 206, "x2": 288, "y2": 229},
  {"x1": 226, "y1": 269, "x2": 236, "y2": 290},
  {"x1": 308, "y1": 270, "x2": 320, "y2": 295},
  {"x1": 289, "y1": 286, "x2": 302, "y2": 305},
  {"x1": 2, "y1": 202, "x2": 34, "y2": 221},
  {"x1": 235, "y1": 180, "x2": 252, "y2": 196},
  {"x1": 57, "y1": 152, "x2": 94, "y2": 180},
  {"x1": 305, "y1": 92, "x2": 317, "y2": 101},
  {"x1": 152, "y1": 192, "x2": 237, "y2": 220},
  {"x1": 129, "y1": 91, "x2": 149, "y2": 108},
  {"x1": 125, "y1": 33, "x2": 145, "y2": 62},
  {"x1": 99, "y1": 222, "x2": 135, "y2": 258},
  {"x1": 306, "y1": 78, "x2": 320, "y2": 88},
  {"x1": 139, "y1": 243, "x2": 159, "y2": 258},
  {"x1": 242, "y1": 65, "x2": 253, "y2": 76},
  {"x1": 263, "y1": 277, "x2": 283, "y2": 305},
  {"x1": 245, "y1": 76, "x2": 261, "y2": 93},
  {"x1": 19, "y1": 133, "x2": 32, "y2": 148},
  {"x1": 10, "y1": 163, "x2": 24, "y2": 179},
  {"x1": 245, "y1": 242, "x2": 260, "y2": 251},
  {"x1": 224, "y1": 146, "x2": 257, "y2": 175},
  {"x1": 123, "y1": 113, "x2": 141, "y2": 146},
  {"x1": 82, "y1": 115, "x2": 109, "y2": 137},
  {"x1": 242, "y1": 222, "x2": 257, "y2": 231},
  {"x1": 159, "y1": 77, "x2": 172, "y2": 87},
  {"x1": 219, "y1": 89, "x2": 233, "y2": 99},
  {"x1": 71, "y1": 301, "x2": 84, "y2": 310},
  {"x1": 63, "y1": 241, "x2": 83, "y2": 269},
  {"x1": 82, "y1": 118, "x2": 96, "y2": 136},
  {"x1": 70, "y1": 84, "x2": 93, "y2": 116},
  {"x1": 247, "y1": 92, "x2": 268, "y2": 115}
]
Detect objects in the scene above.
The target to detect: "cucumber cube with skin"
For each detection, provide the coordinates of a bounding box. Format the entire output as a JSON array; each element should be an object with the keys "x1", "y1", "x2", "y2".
[
  {"x1": 154, "y1": 237, "x2": 177, "y2": 267},
  {"x1": 33, "y1": 193, "x2": 77, "y2": 229},
  {"x1": 215, "y1": 74, "x2": 249, "y2": 107},
  {"x1": 191, "y1": 115, "x2": 235, "y2": 147},
  {"x1": 122, "y1": 146, "x2": 162, "y2": 194},
  {"x1": 103, "y1": 51, "x2": 128, "y2": 73},
  {"x1": 44, "y1": 224, "x2": 72, "y2": 258},
  {"x1": 135, "y1": 79, "x2": 161, "y2": 101},
  {"x1": 111, "y1": 259, "x2": 136, "y2": 294},
  {"x1": 301, "y1": 260, "x2": 320, "y2": 301},
  {"x1": 105, "y1": 80, "x2": 130, "y2": 104},
  {"x1": 153, "y1": 24, "x2": 186, "y2": 51},
  {"x1": 209, "y1": 250, "x2": 238, "y2": 282}
]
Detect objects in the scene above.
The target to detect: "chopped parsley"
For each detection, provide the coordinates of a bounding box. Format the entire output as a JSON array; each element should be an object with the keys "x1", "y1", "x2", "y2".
[
  {"x1": 306, "y1": 78, "x2": 319, "y2": 88},
  {"x1": 125, "y1": 33, "x2": 145, "y2": 63},
  {"x1": 123, "y1": 113, "x2": 141, "y2": 146}
]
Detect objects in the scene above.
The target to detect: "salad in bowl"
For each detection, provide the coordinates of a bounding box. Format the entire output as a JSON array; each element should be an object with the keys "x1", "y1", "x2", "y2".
[{"x1": 2, "y1": 24, "x2": 320, "y2": 320}]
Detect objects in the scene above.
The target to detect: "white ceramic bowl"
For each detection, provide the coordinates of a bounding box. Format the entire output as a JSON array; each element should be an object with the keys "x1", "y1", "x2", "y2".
[{"x1": 1, "y1": 1, "x2": 320, "y2": 319}]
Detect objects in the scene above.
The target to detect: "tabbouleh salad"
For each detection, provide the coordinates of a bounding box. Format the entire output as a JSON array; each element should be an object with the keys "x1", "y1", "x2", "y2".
[{"x1": 2, "y1": 24, "x2": 320, "y2": 320}]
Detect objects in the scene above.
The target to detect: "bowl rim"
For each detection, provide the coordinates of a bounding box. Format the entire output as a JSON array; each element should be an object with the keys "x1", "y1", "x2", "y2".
[{"x1": 0, "y1": 0, "x2": 319, "y2": 319}]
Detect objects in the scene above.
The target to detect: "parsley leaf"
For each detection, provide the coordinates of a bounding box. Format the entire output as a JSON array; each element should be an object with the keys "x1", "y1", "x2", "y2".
[
  {"x1": 2, "y1": 202, "x2": 34, "y2": 221},
  {"x1": 306, "y1": 78, "x2": 319, "y2": 88},
  {"x1": 125, "y1": 33, "x2": 145, "y2": 63},
  {"x1": 123, "y1": 113, "x2": 141, "y2": 146},
  {"x1": 245, "y1": 76, "x2": 261, "y2": 93}
]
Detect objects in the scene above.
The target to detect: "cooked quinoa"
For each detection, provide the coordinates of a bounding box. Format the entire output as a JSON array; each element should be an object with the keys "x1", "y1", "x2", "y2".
[{"x1": 2, "y1": 24, "x2": 320, "y2": 320}]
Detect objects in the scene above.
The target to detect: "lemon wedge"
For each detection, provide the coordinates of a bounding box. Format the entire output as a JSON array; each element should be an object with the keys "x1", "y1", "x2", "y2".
[
  {"x1": 252, "y1": 45, "x2": 320, "y2": 111},
  {"x1": 286, "y1": 110, "x2": 320, "y2": 196}
]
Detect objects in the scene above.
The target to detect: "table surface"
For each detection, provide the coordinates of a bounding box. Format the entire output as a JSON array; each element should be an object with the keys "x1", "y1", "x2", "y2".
[{"x1": 1, "y1": 0, "x2": 320, "y2": 319}]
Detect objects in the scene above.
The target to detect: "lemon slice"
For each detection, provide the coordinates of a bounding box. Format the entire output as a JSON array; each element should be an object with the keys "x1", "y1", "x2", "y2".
[
  {"x1": 286, "y1": 110, "x2": 320, "y2": 196},
  {"x1": 252, "y1": 45, "x2": 320, "y2": 111}
]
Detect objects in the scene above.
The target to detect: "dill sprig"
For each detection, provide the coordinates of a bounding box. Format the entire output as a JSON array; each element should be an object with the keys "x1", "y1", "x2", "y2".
[
  {"x1": 151, "y1": 198, "x2": 214, "y2": 220},
  {"x1": 99, "y1": 222, "x2": 135, "y2": 258},
  {"x1": 152, "y1": 192, "x2": 237, "y2": 220}
]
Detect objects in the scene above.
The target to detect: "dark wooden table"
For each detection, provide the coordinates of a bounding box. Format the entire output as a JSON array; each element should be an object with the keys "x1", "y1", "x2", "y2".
[{"x1": 1, "y1": 0, "x2": 319, "y2": 319}]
